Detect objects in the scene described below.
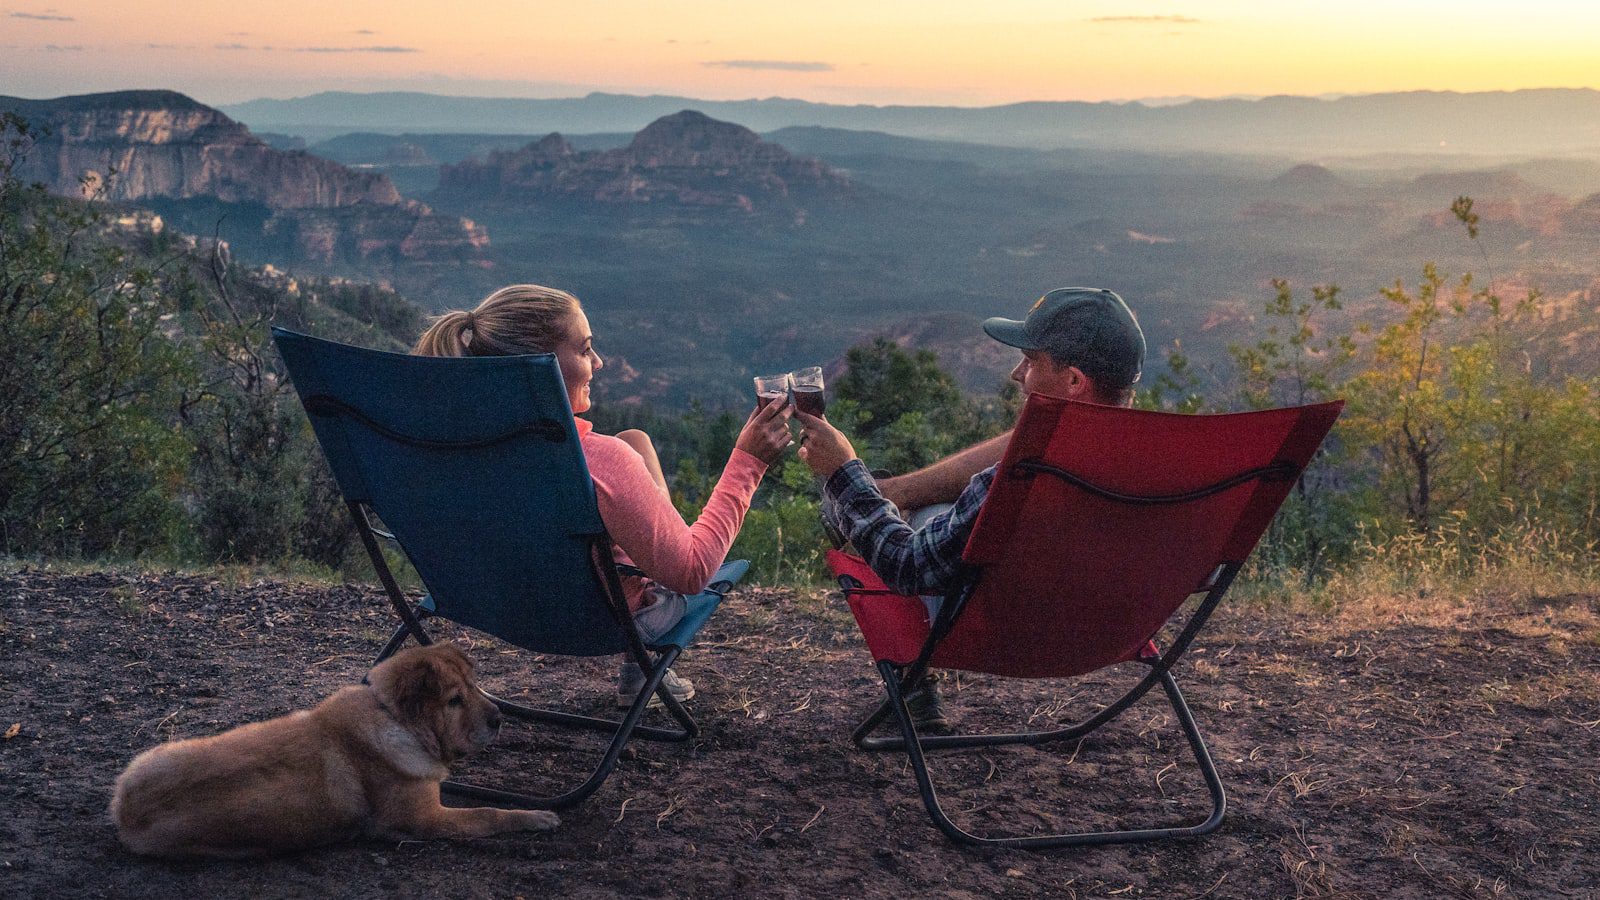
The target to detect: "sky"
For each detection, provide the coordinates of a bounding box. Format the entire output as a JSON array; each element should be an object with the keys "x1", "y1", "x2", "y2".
[{"x1": 4, "y1": 1, "x2": 1600, "y2": 107}]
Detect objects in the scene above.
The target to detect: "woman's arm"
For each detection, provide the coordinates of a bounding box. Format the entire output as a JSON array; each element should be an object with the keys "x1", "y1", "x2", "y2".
[
  {"x1": 592, "y1": 439, "x2": 767, "y2": 595},
  {"x1": 592, "y1": 402, "x2": 792, "y2": 595}
]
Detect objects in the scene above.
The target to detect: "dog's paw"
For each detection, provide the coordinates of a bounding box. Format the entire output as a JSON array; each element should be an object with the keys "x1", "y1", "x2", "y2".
[{"x1": 518, "y1": 810, "x2": 559, "y2": 832}]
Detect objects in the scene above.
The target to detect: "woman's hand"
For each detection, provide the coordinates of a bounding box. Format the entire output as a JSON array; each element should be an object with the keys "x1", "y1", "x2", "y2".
[
  {"x1": 734, "y1": 399, "x2": 795, "y2": 466},
  {"x1": 795, "y1": 411, "x2": 857, "y2": 481}
]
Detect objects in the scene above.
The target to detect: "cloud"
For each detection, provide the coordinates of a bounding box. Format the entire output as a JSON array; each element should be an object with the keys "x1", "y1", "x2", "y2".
[
  {"x1": 354, "y1": 29, "x2": 376, "y2": 35},
  {"x1": 214, "y1": 42, "x2": 415, "y2": 53},
  {"x1": 296, "y1": 45, "x2": 419, "y2": 53},
  {"x1": 43, "y1": 43, "x2": 83, "y2": 51},
  {"x1": 1090, "y1": 15, "x2": 1202, "y2": 25},
  {"x1": 701, "y1": 59, "x2": 833, "y2": 72},
  {"x1": 10, "y1": 11, "x2": 75, "y2": 21}
]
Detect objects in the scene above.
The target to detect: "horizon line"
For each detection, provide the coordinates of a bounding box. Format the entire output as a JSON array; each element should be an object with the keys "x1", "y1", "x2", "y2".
[{"x1": 8, "y1": 84, "x2": 1600, "y2": 112}]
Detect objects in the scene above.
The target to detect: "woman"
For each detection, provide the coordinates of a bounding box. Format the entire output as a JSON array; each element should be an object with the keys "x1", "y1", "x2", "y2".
[{"x1": 414, "y1": 284, "x2": 792, "y2": 706}]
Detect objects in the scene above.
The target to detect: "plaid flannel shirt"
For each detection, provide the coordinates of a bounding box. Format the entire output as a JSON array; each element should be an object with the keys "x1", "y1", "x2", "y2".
[{"x1": 822, "y1": 459, "x2": 997, "y2": 597}]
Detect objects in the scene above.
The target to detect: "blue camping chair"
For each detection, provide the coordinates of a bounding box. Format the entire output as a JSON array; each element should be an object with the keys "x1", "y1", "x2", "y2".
[{"x1": 273, "y1": 327, "x2": 746, "y2": 810}]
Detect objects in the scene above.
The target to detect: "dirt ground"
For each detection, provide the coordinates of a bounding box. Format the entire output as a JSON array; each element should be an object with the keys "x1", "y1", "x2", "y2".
[{"x1": 2, "y1": 567, "x2": 1597, "y2": 899}]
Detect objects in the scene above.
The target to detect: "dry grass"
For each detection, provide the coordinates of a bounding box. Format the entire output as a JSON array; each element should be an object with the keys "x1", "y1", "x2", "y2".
[
  {"x1": 1233, "y1": 521, "x2": 1600, "y2": 630},
  {"x1": 0, "y1": 554, "x2": 348, "y2": 587}
]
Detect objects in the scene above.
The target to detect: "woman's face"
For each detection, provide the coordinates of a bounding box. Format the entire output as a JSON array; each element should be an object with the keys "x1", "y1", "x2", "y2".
[{"x1": 554, "y1": 309, "x2": 603, "y2": 414}]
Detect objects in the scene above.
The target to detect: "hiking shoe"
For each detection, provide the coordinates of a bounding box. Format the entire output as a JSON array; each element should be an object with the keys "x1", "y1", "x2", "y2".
[
  {"x1": 902, "y1": 673, "x2": 951, "y2": 733},
  {"x1": 616, "y1": 662, "x2": 696, "y2": 709}
]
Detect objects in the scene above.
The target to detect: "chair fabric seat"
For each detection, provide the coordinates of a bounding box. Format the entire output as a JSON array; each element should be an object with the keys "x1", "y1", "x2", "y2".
[
  {"x1": 419, "y1": 560, "x2": 740, "y2": 652},
  {"x1": 830, "y1": 550, "x2": 1156, "y2": 674},
  {"x1": 646, "y1": 560, "x2": 747, "y2": 650}
]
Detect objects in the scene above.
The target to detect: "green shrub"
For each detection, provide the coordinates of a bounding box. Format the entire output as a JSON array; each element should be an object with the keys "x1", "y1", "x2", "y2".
[{"x1": 0, "y1": 114, "x2": 194, "y2": 557}]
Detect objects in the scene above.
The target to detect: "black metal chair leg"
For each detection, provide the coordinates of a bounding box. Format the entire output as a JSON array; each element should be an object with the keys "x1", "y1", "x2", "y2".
[
  {"x1": 851, "y1": 695, "x2": 898, "y2": 747},
  {"x1": 372, "y1": 608, "x2": 433, "y2": 666},
  {"x1": 1159, "y1": 668, "x2": 1227, "y2": 835},
  {"x1": 368, "y1": 600, "x2": 694, "y2": 743},
  {"x1": 363, "y1": 597, "x2": 698, "y2": 807},
  {"x1": 876, "y1": 660, "x2": 1227, "y2": 848},
  {"x1": 855, "y1": 659, "x2": 1169, "y2": 753},
  {"x1": 441, "y1": 647, "x2": 690, "y2": 810}
]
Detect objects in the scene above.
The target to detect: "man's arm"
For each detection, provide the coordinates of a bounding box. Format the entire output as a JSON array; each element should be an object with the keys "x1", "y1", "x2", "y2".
[
  {"x1": 794, "y1": 410, "x2": 991, "y2": 596},
  {"x1": 826, "y1": 460, "x2": 992, "y2": 596},
  {"x1": 879, "y1": 429, "x2": 1011, "y2": 512}
]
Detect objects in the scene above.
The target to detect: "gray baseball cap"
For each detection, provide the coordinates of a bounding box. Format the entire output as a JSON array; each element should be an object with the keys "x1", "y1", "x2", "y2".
[{"x1": 983, "y1": 287, "x2": 1146, "y2": 386}]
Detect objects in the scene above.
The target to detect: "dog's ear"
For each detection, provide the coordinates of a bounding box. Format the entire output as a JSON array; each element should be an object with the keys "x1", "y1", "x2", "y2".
[
  {"x1": 368, "y1": 648, "x2": 445, "y2": 724},
  {"x1": 432, "y1": 641, "x2": 473, "y2": 676},
  {"x1": 392, "y1": 654, "x2": 444, "y2": 722}
]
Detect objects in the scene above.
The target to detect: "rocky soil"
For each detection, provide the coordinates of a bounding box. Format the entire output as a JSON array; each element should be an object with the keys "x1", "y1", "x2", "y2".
[{"x1": 2, "y1": 568, "x2": 1597, "y2": 898}]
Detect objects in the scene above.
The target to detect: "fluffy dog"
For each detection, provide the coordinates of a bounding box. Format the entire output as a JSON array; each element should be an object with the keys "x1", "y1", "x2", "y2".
[{"x1": 110, "y1": 642, "x2": 556, "y2": 858}]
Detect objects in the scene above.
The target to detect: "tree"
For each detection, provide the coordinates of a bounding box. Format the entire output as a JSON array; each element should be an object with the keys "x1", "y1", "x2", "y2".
[
  {"x1": 1338, "y1": 199, "x2": 1599, "y2": 548},
  {"x1": 1226, "y1": 278, "x2": 1358, "y2": 578},
  {"x1": 833, "y1": 338, "x2": 964, "y2": 437},
  {"x1": 179, "y1": 246, "x2": 357, "y2": 565},
  {"x1": 0, "y1": 113, "x2": 193, "y2": 556}
]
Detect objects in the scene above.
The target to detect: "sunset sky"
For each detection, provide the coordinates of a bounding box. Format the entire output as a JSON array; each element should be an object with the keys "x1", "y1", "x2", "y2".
[{"x1": 4, "y1": 1, "x2": 1600, "y2": 106}]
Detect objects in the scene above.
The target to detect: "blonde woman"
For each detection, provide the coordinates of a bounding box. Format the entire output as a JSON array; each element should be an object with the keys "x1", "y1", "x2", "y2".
[{"x1": 414, "y1": 285, "x2": 793, "y2": 705}]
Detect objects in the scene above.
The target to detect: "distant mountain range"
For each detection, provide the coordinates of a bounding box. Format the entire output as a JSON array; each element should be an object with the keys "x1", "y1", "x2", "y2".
[
  {"x1": 0, "y1": 90, "x2": 490, "y2": 286},
  {"x1": 436, "y1": 111, "x2": 851, "y2": 217},
  {"x1": 220, "y1": 88, "x2": 1600, "y2": 157},
  {"x1": 6, "y1": 89, "x2": 1599, "y2": 407},
  {"x1": 1, "y1": 91, "x2": 398, "y2": 207}
]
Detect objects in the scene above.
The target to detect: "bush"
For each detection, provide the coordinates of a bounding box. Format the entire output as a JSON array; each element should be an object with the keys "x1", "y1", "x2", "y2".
[{"x1": 0, "y1": 114, "x2": 194, "y2": 557}]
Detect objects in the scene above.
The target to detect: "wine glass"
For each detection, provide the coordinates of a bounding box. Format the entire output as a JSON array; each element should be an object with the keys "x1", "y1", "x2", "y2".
[
  {"x1": 753, "y1": 372, "x2": 792, "y2": 410},
  {"x1": 790, "y1": 366, "x2": 825, "y2": 416}
]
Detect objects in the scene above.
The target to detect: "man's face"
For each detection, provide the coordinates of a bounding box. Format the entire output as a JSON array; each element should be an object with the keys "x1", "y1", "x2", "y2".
[{"x1": 1009, "y1": 350, "x2": 1093, "y2": 400}]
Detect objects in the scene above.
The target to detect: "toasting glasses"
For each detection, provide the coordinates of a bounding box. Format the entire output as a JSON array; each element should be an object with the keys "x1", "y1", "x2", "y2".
[{"x1": 752, "y1": 367, "x2": 826, "y2": 415}]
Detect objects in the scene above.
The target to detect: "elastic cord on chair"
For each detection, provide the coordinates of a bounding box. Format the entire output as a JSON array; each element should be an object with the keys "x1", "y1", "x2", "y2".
[
  {"x1": 1010, "y1": 459, "x2": 1299, "y2": 506},
  {"x1": 303, "y1": 394, "x2": 567, "y2": 448}
]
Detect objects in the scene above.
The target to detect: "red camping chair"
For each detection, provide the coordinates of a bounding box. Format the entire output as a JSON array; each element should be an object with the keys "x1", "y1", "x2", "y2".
[{"x1": 827, "y1": 395, "x2": 1342, "y2": 849}]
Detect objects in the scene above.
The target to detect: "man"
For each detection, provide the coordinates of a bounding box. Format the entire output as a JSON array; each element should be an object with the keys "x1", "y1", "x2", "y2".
[{"x1": 795, "y1": 287, "x2": 1146, "y2": 728}]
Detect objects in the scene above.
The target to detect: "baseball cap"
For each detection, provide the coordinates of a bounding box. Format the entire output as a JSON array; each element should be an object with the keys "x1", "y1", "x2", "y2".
[{"x1": 982, "y1": 287, "x2": 1146, "y2": 386}]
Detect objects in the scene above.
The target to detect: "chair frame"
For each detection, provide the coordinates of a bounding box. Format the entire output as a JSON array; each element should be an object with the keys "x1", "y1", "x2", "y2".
[
  {"x1": 350, "y1": 498, "x2": 726, "y2": 810},
  {"x1": 278, "y1": 331, "x2": 738, "y2": 812},
  {"x1": 840, "y1": 456, "x2": 1300, "y2": 849}
]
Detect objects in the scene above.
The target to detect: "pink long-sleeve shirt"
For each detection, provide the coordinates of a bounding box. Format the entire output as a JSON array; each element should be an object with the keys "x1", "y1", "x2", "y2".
[{"x1": 576, "y1": 418, "x2": 767, "y2": 612}]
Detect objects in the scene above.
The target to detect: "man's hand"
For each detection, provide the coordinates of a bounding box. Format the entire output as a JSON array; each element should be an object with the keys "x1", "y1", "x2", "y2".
[{"x1": 795, "y1": 411, "x2": 857, "y2": 481}]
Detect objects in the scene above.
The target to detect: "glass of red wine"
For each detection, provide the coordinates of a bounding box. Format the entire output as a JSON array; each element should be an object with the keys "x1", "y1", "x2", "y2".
[
  {"x1": 753, "y1": 373, "x2": 792, "y2": 411},
  {"x1": 790, "y1": 366, "x2": 825, "y2": 416}
]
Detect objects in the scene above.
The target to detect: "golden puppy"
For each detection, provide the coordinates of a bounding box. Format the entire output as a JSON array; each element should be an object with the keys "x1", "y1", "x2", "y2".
[{"x1": 110, "y1": 642, "x2": 556, "y2": 858}]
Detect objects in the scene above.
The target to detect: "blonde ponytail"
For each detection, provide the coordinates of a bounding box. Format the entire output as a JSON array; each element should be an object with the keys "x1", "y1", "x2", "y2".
[
  {"x1": 412, "y1": 309, "x2": 477, "y2": 357},
  {"x1": 413, "y1": 285, "x2": 582, "y2": 358}
]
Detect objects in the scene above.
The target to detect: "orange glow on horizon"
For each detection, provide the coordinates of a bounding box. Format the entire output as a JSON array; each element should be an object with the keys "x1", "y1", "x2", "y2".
[{"x1": 3, "y1": 1, "x2": 1599, "y2": 106}]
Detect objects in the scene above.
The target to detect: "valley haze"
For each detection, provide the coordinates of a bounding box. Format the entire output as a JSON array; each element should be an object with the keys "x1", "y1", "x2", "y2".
[
  {"x1": 5, "y1": 87, "x2": 1599, "y2": 408},
  {"x1": 221, "y1": 88, "x2": 1600, "y2": 157}
]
